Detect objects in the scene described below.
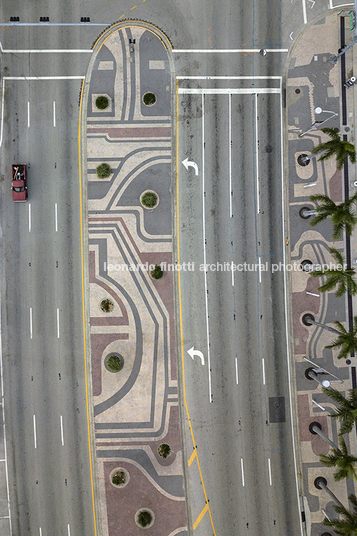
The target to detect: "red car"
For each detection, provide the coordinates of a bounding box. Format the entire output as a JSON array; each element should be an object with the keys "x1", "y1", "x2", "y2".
[{"x1": 12, "y1": 164, "x2": 28, "y2": 202}]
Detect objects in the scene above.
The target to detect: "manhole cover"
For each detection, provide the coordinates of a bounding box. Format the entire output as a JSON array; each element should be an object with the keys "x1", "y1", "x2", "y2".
[
  {"x1": 295, "y1": 88, "x2": 301, "y2": 94},
  {"x1": 265, "y1": 145, "x2": 273, "y2": 153}
]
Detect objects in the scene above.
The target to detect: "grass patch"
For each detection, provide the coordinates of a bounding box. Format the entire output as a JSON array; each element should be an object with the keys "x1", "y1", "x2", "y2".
[
  {"x1": 138, "y1": 510, "x2": 153, "y2": 528},
  {"x1": 107, "y1": 355, "x2": 123, "y2": 372},
  {"x1": 150, "y1": 265, "x2": 163, "y2": 280},
  {"x1": 158, "y1": 443, "x2": 171, "y2": 458},
  {"x1": 96, "y1": 95, "x2": 109, "y2": 109},
  {"x1": 143, "y1": 92, "x2": 156, "y2": 106},
  {"x1": 96, "y1": 163, "x2": 111, "y2": 178},
  {"x1": 141, "y1": 191, "x2": 158, "y2": 208},
  {"x1": 101, "y1": 298, "x2": 114, "y2": 312},
  {"x1": 112, "y1": 470, "x2": 126, "y2": 486}
]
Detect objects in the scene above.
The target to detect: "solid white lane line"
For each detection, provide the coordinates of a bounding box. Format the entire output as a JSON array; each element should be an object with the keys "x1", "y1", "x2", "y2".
[
  {"x1": 268, "y1": 458, "x2": 272, "y2": 486},
  {"x1": 0, "y1": 79, "x2": 4, "y2": 148},
  {"x1": 255, "y1": 94, "x2": 260, "y2": 214},
  {"x1": 303, "y1": 182, "x2": 316, "y2": 188},
  {"x1": 4, "y1": 76, "x2": 85, "y2": 81},
  {"x1": 259, "y1": 256, "x2": 262, "y2": 283},
  {"x1": 302, "y1": 0, "x2": 307, "y2": 24},
  {"x1": 241, "y1": 458, "x2": 245, "y2": 487},
  {"x1": 57, "y1": 308, "x2": 60, "y2": 339},
  {"x1": 179, "y1": 88, "x2": 280, "y2": 95},
  {"x1": 231, "y1": 261, "x2": 234, "y2": 287},
  {"x1": 30, "y1": 308, "x2": 33, "y2": 339},
  {"x1": 262, "y1": 358, "x2": 266, "y2": 385},
  {"x1": 229, "y1": 93, "x2": 233, "y2": 218},
  {"x1": 33, "y1": 415, "x2": 37, "y2": 449},
  {"x1": 39, "y1": 528, "x2": 42, "y2": 536},
  {"x1": 173, "y1": 49, "x2": 288, "y2": 53},
  {"x1": 0, "y1": 42, "x2": 92, "y2": 53},
  {"x1": 27, "y1": 102, "x2": 30, "y2": 128},
  {"x1": 60, "y1": 415, "x2": 64, "y2": 446},
  {"x1": 202, "y1": 94, "x2": 213, "y2": 403},
  {"x1": 28, "y1": 203, "x2": 32, "y2": 232},
  {"x1": 55, "y1": 203, "x2": 58, "y2": 232},
  {"x1": 53, "y1": 101, "x2": 56, "y2": 127},
  {"x1": 177, "y1": 75, "x2": 283, "y2": 80},
  {"x1": 67, "y1": 524, "x2": 71, "y2": 536},
  {"x1": 235, "y1": 358, "x2": 239, "y2": 384}
]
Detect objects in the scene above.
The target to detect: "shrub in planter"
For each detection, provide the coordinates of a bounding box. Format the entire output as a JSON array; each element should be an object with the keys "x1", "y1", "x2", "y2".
[
  {"x1": 96, "y1": 163, "x2": 111, "y2": 178},
  {"x1": 158, "y1": 443, "x2": 171, "y2": 458},
  {"x1": 141, "y1": 191, "x2": 158, "y2": 208},
  {"x1": 101, "y1": 298, "x2": 114, "y2": 312},
  {"x1": 137, "y1": 510, "x2": 153, "y2": 528},
  {"x1": 150, "y1": 265, "x2": 163, "y2": 280},
  {"x1": 112, "y1": 470, "x2": 126, "y2": 486},
  {"x1": 143, "y1": 92, "x2": 156, "y2": 106},
  {"x1": 96, "y1": 95, "x2": 109, "y2": 109},
  {"x1": 106, "y1": 354, "x2": 123, "y2": 372}
]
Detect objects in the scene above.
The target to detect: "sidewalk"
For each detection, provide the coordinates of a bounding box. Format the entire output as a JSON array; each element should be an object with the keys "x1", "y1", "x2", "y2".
[
  {"x1": 81, "y1": 23, "x2": 188, "y2": 536},
  {"x1": 287, "y1": 10, "x2": 357, "y2": 535}
]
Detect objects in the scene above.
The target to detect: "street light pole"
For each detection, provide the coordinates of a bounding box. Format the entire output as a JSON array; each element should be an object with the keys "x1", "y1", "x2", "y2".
[{"x1": 330, "y1": 33, "x2": 357, "y2": 63}]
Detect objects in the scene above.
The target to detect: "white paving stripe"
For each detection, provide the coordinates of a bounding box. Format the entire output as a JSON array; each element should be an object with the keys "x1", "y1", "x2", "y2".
[
  {"x1": 235, "y1": 357, "x2": 239, "y2": 384},
  {"x1": 178, "y1": 88, "x2": 280, "y2": 94},
  {"x1": 29, "y1": 307, "x2": 33, "y2": 339},
  {"x1": 53, "y1": 101, "x2": 56, "y2": 127},
  {"x1": 29, "y1": 203, "x2": 32, "y2": 232},
  {"x1": 268, "y1": 458, "x2": 272, "y2": 486},
  {"x1": 177, "y1": 75, "x2": 282, "y2": 80},
  {"x1": 173, "y1": 48, "x2": 288, "y2": 53},
  {"x1": 27, "y1": 101, "x2": 30, "y2": 128},
  {"x1": 255, "y1": 94, "x2": 260, "y2": 214},
  {"x1": 4, "y1": 76, "x2": 85, "y2": 80},
  {"x1": 33, "y1": 415, "x2": 37, "y2": 449},
  {"x1": 241, "y1": 458, "x2": 245, "y2": 486}
]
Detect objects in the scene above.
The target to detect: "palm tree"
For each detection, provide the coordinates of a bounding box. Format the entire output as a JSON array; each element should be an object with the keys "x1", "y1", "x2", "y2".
[
  {"x1": 324, "y1": 493, "x2": 357, "y2": 535},
  {"x1": 309, "y1": 192, "x2": 357, "y2": 239},
  {"x1": 311, "y1": 247, "x2": 357, "y2": 297},
  {"x1": 309, "y1": 127, "x2": 356, "y2": 170},
  {"x1": 322, "y1": 387, "x2": 357, "y2": 435},
  {"x1": 325, "y1": 317, "x2": 357, "y2": 360},
  {"x1": 320, "y1": 435, "x2": 357, "y2": 481}
]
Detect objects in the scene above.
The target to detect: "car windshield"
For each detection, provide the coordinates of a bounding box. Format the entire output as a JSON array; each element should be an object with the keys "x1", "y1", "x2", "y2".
[{"x1": 14, "y1": 187, "x2": 24, "y2": 192}]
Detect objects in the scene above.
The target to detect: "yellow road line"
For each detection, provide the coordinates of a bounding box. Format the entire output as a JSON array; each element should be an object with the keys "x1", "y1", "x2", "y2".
[
  {"x1": 176, "y1": 80, "x2": 216, "y2": 535},
  {"x1": 193, "y1": 503, "x2": 209, "y2": 530},
  {"x1": 188, "y1": 448, "x2": 197, "y2": 467},
  {"x1": 130, "y1": 5, "x2": 137, "y2": 9},
  {"x1": 78, "y1": 80, "x2": 98, "y2": 536}
]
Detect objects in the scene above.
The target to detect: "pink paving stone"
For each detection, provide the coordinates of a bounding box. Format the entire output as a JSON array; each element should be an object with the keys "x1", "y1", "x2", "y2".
[
  {"x1": 328, "y1": 169, "x2": 342, "y2": 202},
  {"x1": 292, "y1": 276, "x2": 321, "y2": 355},
  {"x1": 298, "y1": 394, "x2": 329, "y2": 456},
  {"x1": 96, "y1": 407, "x2": 183, "y2": 464},
  {"x1": 87, "y1": 127, "x2": 172, "y2": 139},
  {"x1": 104, "y1": 461, "x2": 186, "y2": 536}
]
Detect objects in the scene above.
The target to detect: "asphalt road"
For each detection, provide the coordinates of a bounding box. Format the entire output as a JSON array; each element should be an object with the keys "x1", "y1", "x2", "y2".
[{"x1": 0, "y1": 1, "x2": 97, "y2": 531}]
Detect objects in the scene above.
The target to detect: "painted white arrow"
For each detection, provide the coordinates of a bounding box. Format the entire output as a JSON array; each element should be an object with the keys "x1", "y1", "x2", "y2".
[
  {"x1": 289, "y1": 31, "x2": 294, "y2": 41},
  {"x1": 182, "y1": 157, "x2": 199, "y2": 176},
  {"x1": 308, "y1": 0, "x2": 315, "y2": 7},
  {"x1": 187, "y1": 346, "x2": 205, "y2": 366}
]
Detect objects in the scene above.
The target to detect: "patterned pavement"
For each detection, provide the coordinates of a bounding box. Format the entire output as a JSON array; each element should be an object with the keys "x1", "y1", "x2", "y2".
[
  {"x1": 287, "y1": 12, "x2": 357, "y2": 536},
  {"x1": 82, "y1": 23, "x2": 188, "y2": 536}
]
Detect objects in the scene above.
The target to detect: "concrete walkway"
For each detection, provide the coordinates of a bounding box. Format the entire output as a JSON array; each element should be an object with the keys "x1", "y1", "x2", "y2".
[{"x1": 287, "y1": 10, "x2": 357, "y2": 535}]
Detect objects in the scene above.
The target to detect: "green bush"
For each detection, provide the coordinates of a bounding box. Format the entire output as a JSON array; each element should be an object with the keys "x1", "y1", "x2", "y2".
[
  {"x1": 96, "y1": 163, "x2": 111, "y2": 179},
  {"x1": 143, "y1": 92, "x2": 156, "y2": 106},
  {"x1": 96, "y1": 95, "x2": 109, "y2": 109},
  {"x1": 141, "y1": 191, "x2": 158, "y2": 208},
  {"x1": 112, "y1": 470, "x2": 126, "y2": 486},
  {"x1": 150, "y1": 265, "x2": 163, "y2": 280},
  {"x1": 158, "y1": 443, "x2": 171, "y2": 458},
  {"x1": 107, "y1": 355, "x2": 123, "y2": 372},
  {"x1": 138, "y1": 510, "x2": 152, "y2": 528},
  {"x1": 101, "y1": 298, "x2": 113, "y2": 312}
]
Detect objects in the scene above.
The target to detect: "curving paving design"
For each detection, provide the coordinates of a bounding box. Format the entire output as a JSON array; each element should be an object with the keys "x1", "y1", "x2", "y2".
[{"x1": 85, "y1": 25, "x2": 188, "y2": 536}]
